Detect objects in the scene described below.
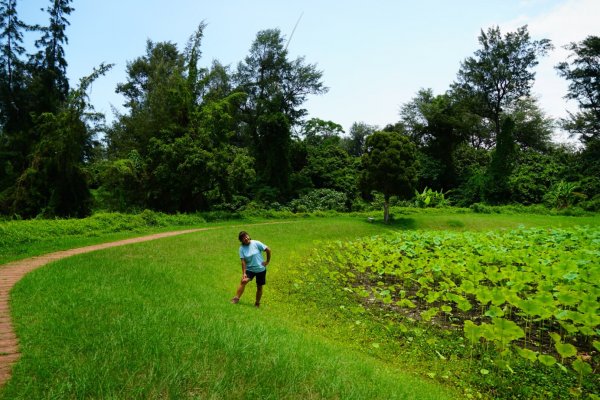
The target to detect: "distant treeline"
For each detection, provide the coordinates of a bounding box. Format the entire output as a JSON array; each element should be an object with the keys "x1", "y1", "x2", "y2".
[{"x1": 0, "y1": 0, "x2": 598, "y2": 218}]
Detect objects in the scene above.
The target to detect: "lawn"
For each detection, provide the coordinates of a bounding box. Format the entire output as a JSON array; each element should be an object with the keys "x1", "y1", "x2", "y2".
[{"x1": 1, "y1": 212, "x2": 598, "y2": 398}]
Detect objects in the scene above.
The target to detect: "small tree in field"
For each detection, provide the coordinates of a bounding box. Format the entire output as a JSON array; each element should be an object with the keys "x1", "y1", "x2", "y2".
[{"x1": 359, "y1": 131, "x2": 419, "y2": 223}]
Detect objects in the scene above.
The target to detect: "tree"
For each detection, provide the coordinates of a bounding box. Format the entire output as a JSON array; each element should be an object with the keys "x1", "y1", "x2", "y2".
[
  {"x1": 359, "y1": 131, "x2": 419, "y2": 223},
  {"x1": 453, "y1": 25, "x2": 552, "y2": 142},
  {"x1": 400, "y1": 89, "x2": 469, "y2": 190},
  {"x1": 111, "y1": 40, "x2": 190, "y2": 159},
  {"x1": 10, "y1": 64, "x2": 112, "y2": 217},
  {"x1": 483, "y1": 116, "x2": 517, "y2": 203},
  {"x1": 0, "y1": 0, "x2": 26, "y2": 123},
  {"x1": 301, "y1": 117, "x2": 343, "y2": 146},
  {"x1": 453, "y1": 25, "x2": 552, "y2": 204},
  {"x1": 556, "y1": 35, "x2": 600, "y2": 145},
  {"x1": 29, "y1": 0, "x2": 74, "y2": 112},
  {"x1": 236, "y1": 29, "x2": 326, "y2": 197},
  {"x1": 0, "y1": 0, "x2": 27, "y2": 198},
  {"x1": 508, "y1": 97, "x2": 553, "y2": 151},
  {"x1": 343, "y1": 121, "x2": 377, "y2": 157}
]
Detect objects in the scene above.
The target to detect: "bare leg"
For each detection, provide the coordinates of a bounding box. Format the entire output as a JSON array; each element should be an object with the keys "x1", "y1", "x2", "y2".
[
  {"x1": 232, "y1": 280, "x2": 248, "y2": 303},
  {"x1": 255, "y1": 285, "x2": 263, "y2": 307}
]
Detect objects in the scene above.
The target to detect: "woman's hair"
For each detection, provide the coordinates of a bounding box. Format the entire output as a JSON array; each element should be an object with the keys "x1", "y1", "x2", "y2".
[{"x1": 238, "y1": 231, "x2": 250, "y2": 242}]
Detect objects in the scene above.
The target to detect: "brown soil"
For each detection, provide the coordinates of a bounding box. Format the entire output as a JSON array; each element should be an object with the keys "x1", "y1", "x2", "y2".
[{"x1": 0, "y1": 228, "x2": 209, "y2": 386}]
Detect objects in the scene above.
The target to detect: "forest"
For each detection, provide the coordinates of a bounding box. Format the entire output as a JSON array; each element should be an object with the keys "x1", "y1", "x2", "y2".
[{"x1": 0, "y1": 0, "x2": 599, "y2": 220}]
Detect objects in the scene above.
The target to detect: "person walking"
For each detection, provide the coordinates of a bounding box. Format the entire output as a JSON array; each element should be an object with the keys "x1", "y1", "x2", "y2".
[{"x1": 231, "y1": 231, "x2": 271, "y2": 307}]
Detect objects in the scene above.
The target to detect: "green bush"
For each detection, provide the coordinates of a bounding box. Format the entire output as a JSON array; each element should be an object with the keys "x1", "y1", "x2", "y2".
[
  {"x1": 289, "y1": 189, "x2": 348, "y2": 212},
  {"x1": 544, "y1": 180, "x2": 590, "y2": 211},
  {"x1": 413, "y1": 187, "x2": 448, "y2": 208}
]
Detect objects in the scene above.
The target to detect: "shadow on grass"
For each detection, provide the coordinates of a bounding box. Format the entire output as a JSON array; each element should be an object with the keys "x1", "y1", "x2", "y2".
[{"x1": 369, "y1": 217, "x2": 417, "y2": 230}]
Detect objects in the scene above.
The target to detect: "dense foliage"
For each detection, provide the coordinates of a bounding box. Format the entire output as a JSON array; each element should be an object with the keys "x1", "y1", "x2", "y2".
[
  {"x1": 299, "y1": 226, "x2": 600, "y2": 398},
  {"x1": 0, "y1": 2, "x2": 598, "y2": 219}
]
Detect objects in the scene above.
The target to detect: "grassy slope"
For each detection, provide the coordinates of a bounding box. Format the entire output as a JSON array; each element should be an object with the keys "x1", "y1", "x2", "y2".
[
  {"x1": 3, "y1": 218, "x2": 453, "y2": 399},
  {"x1": 2, "y1": 213, "x2": 598, "y2": 398}
]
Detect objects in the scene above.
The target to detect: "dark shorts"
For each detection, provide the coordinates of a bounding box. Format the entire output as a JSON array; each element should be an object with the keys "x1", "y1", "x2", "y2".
[{"x1": 246, "y1": 270, "x2": 267, "y2": 286}]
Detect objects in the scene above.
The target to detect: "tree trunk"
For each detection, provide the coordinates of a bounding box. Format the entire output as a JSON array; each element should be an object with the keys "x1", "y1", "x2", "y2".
[{"x1": 383, "y1": 197, "x2": 390, "y2": 224}]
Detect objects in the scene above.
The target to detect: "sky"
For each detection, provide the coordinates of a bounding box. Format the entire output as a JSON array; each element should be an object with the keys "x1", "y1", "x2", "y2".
[{"x1": 20, "y1": 0, "x2": 600, "y2": 143}]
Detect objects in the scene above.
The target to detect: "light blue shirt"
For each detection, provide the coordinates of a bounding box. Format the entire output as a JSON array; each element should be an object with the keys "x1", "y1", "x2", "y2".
[{"x1": 239, "y1": 240, "x2": 268, "y2": 273}]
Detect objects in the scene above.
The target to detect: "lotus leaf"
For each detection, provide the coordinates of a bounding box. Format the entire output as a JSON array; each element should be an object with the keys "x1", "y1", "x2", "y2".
[
  {"x1": 420, "y1": 307, "x2": 439, "y2": 321},
  {"x1": 396, "y1": 298, "x2": 416, "y2": 309},
  {"x1": 538, "y1": 354, "x2": 557, "y2": 366},
  {"x1": 485, "y1": 305, "x2": 504, "y2": 318},
  {"x1": 441, "y1": 305, "x2": 453, "y2": 313},
  {"x1": 475, "y1": 287, "x2": 493, "y2": 305},
  {"x1": 555, "y1": 342, "x2": 577, "y2": 359},
  {"x1": 517, "y1": 298, "x2": 548, "y2": 317},
  {"x1": 515, "y1": 346, "x2": 538, "y2": 362},
  {"x1": 464, "y1": 320, "x2": 482, "y2": 345},
  {"x1": 571, "y1": 358, "x2": 592, "y2": 376},
  {"x1": 555, "y1": 290, "x2": 580, "y2": 306},
  {"x1": 490, "y1": 318, "x2": 525, "y2": 349},
  {"x1": 490, "y1": 287, "x2": 506, "y2": 306}
]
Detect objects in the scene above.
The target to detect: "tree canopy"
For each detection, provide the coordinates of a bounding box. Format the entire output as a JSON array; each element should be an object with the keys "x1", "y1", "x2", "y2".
[{"x1": 0, "y1": 5, "x2": 598, "y2": 218}]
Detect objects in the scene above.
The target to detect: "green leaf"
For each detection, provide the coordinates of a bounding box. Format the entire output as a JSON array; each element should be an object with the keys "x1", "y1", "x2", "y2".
[
  {"x1": 485, "y1": 305, "x2": 505, "y2": 318},
  {"x1": 490, "y1": 318, "x2": 525, "y2": 348},
  {"x1": 517, "y1": 298, "x2": 544, "y2": 317},
  {"x1": 548, "y1": 332, "x2": 562, "y2": 343},
  {"x1": 395, "y1": 298, "x2": 417, "y2": 308},
  {"x1": 555, "y1": 342, "x2": 577, "y2": 359},
  {"x1": 420, "y1": 307, "x2": 439, "y2": 321},
  {"x1": 593, "y1": 340, "x2": 600, "y2": 352},
  {"x1": 555, "y1": 291, "x2": 579, "y2": 306},
  {"x1": 515, "y1": 346, "x2": 538, "y2": 362},
  {"x1": 464, "y1": 320, "x2": 482, "y2": 345},
  {"x1": 571, "y1": 358, "x2": 592, "y2": 376},
  {"x1": 538, "y1": 354, "x2": 556, "y2": 366},
  {"x1": 456, "y1": 299, "x2": 473, "y2": 312}
]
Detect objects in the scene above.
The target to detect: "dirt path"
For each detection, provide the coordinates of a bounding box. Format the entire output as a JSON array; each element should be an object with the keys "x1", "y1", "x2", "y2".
[{"x1": 0, "y1": 228, "x2": 211, "y2": 386}]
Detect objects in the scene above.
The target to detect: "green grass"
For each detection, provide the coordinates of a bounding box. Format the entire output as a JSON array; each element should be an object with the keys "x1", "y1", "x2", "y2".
[
  {"x1": 2, "y1": 212, "x2": 599, "y2": 398},
  {"x1": 4, "y1": 217, "x2": 451, "y2": 399}
]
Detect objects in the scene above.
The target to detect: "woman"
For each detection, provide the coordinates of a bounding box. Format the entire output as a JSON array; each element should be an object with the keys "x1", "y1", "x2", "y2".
[{"x1": 230, "y1": 231, "x2": 271, "y2": 307}]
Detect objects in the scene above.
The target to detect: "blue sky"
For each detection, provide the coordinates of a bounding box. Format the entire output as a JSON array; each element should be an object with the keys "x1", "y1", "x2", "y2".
[{"x1": 20, "y1": 0, "x2": 599, "y2": 142}]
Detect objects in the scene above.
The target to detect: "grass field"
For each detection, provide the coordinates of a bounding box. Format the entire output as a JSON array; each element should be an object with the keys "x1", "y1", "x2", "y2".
[{"x1": 1, "y1": 212, "x2": 598, "y2": 398}]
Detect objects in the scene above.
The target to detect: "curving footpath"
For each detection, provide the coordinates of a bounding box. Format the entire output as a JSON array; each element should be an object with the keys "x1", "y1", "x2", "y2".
[{"x1": 0, "y1": 228, "x2": 209, "y2": 386}]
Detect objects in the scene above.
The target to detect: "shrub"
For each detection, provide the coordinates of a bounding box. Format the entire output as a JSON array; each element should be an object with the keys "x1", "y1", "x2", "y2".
[
  {"x1": 289, "y1": 189, "x2": 348, "y2": 213},
  {"x1": 413, "y1": 187, "x2": 449, "y2": 208},
  {"x1": 543, "y1": 180, "x2": 586, "y2": 209}
]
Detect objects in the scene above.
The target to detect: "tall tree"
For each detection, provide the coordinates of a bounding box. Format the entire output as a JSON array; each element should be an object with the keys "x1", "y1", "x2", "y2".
[
  {"x1": 301, "y1": 117, "x2": 343, "y2": 146},
  {"x1": 29, "y1": 0, "x2": 73, "y2": 112},
  {"x1": 507, "y1": 97, "x2": 553, "y2": 151},
  {"x1": 236, "y1": 29, "x2": 326, "y2": 197},
  {"x1": 556, "y1": 35, "x2": 600, "y2": 145},
  {"x1": 453, "y1": 25, "x2": 552, "y2": 204},
  {"x1": 556, "y1": 36, "x2": 600, "y2": 204},
  {"x1": 400, "y1": 89, "x2": 469, "y2": 190},
  {"x1": 453, "y1": 25, "x2": 552, "y2": 142},
  {"x1": 343, "y1": 121, "x2": 377, "y2": 157},
  {"x1": 0, "y1": 0, "x2": 27, "y2": 195},
  {"x1": 110, "y1": 40, "x2": 189, "y2": 158},
  {"x1": 0, "y1": 0, "x2": 26, "y2": 112},
  {"x1": 359, "y1": 131, "x2": 419, "y2": 223},
  {"x1": 10, "y1": 64, "x2": 112, "y2": 217}
]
